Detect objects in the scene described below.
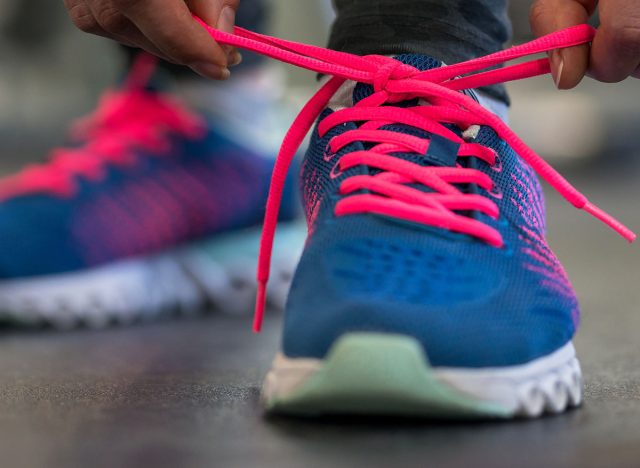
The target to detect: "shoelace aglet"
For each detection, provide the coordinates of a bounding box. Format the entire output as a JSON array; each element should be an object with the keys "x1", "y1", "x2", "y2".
[
  {"x1": 583, "y1": 201, "x2": 636, "y2": 243},
  {"x1": 253, "y1": 281, "x2": 267, "y2": 333}
]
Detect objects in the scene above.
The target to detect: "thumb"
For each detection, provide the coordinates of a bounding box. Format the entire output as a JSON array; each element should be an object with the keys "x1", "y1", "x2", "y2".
[
  {"x1": 188, "y1": 0, "x2": 242, "y2": 66},
  {"x1": 529, "y1": 0, "x2": 597, "y2": 89}
]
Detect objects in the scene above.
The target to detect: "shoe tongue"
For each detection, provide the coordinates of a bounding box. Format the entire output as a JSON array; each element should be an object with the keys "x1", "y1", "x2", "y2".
[
  {"x1": 347, "y1": 54, "x2": 462, "y2": 172},
  {"x1": 332, "y1": 54, "x2": 477, "y2": 224},
  {"x1": 394, "y1": 53, "x2": 443, "y2": 70}
]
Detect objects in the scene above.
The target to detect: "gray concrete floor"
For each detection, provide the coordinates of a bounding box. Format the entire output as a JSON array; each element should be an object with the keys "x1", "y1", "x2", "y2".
[{"x1": 0, "y1": 159, "x2": 637, "y2": 468}]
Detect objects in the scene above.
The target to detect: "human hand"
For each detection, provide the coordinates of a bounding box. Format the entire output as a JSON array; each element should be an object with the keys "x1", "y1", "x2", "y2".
[
  {"x1": 530, "y1": 0, "x2": 640, "y2": 88},
  {"x1": 63, "y1": 0, "x2": 241, "y2": 80}
]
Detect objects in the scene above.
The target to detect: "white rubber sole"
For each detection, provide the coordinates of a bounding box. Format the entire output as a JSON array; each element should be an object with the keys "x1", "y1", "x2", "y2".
[
  {"x1": 435, "y1": 342, "x2": 583, "y2": 417},
  {"x1": 0, "y1": 222, "x2": 305, "y2": 329},
  {"x1": 263, "y1": 334, "x2": 582, "y2": 419}
]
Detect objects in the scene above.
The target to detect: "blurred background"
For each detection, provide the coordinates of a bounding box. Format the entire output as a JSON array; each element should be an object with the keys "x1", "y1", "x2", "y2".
[{"x1": 1, "y1": 0, "x2": 640, "y2": 171}]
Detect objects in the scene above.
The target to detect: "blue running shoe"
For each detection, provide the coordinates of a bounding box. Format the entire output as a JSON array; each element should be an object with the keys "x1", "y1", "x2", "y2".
[
  {"x1": 259, "y1": 51, "x2": 628, "y2": 418},
  {"x1": 189, "y1": 24, "x2": 634, "y2": 419},
  {"x1": 0, "y1": 55, "x2": 303, "y2": 328}
]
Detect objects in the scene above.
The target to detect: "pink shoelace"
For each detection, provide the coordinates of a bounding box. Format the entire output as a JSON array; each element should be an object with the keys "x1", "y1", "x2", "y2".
[
  {"x1": 0, "y1": 54, "x2": 205, "y2": 201},
  {"x1": 194, "y1": 21, "x2": 637, "y2": 332}
]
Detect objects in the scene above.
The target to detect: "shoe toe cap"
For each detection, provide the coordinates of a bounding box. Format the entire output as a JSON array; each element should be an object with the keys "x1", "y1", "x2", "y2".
[{"x1": 283, "y1": 229, "x2": 577, "y2": 368}]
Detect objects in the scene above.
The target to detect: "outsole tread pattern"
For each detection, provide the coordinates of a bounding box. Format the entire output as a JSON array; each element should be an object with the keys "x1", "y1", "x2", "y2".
[{"x1": 0, "y1": 223, "x2": 306, "y2": 329}]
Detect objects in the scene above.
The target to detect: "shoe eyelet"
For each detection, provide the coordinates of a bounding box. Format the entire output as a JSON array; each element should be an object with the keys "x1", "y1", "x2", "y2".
[
  {"x1": 323, "y1": 141, "x2": 336, "y2": 162},
  {"x1": 330, "y1": 162, "x2": 344, "y2": 179},
  {"x1": 491, "y1": 153, "x2": 502, "y2": 173},
  {"x1": 489, "y1": 184, "x2": 503, "y2": 200}
]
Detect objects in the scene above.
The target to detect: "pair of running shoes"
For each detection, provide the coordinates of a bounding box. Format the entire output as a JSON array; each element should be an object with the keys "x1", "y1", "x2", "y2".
[{"x1": 0, "y1": 25, "x2": 635, "y2": 420}]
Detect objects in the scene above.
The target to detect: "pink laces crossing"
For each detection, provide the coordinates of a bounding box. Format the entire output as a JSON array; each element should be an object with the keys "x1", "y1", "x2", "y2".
[
  {"x1": 0, "y1": 54, "x2": 205, "y2": 201},
  {"x1": 195, "y1": 21, "x2": 637, "y2": 331}
]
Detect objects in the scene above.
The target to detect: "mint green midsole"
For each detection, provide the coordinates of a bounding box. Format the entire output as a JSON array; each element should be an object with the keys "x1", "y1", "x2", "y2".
[
  {"x1": 265, "y1": 333, "x2": 512, "y2": 418},
  {"x1": 186, "y1": 221, "x2": 306, "y2": 264}
]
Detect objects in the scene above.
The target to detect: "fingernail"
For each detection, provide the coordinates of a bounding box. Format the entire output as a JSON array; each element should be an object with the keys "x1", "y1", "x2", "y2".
[
  {"x1": 551, "y1": 50, "x2": 564, "y2": 89},
  {"x1": 191, "y1": 62, "x2": 231, "y2": 80},
  {"x1": 228, "y1": 50, "x2": 243, "y2": 67},
  {"x1": 217, "y1": 6, "x2": 236, "y2": 34}
]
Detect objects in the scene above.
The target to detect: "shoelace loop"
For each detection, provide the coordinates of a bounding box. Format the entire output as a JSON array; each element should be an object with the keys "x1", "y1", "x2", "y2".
[{"x1": 214, "y1": 21, "x2": 636, "y2": 331}]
